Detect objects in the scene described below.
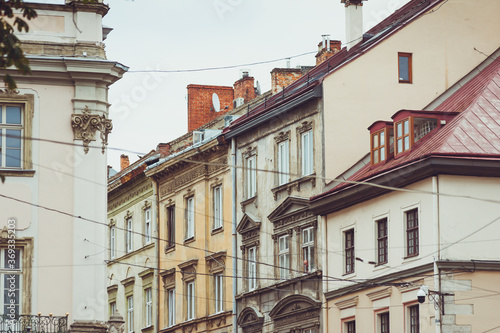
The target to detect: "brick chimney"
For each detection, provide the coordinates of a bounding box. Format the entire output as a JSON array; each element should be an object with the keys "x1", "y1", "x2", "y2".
[
  {"x1": 271, "y1": 68, "x2": 305, "y2": 95},
  {"x1": 120, "y1": 154, "x2": 130, "y2": 171},
  {"x1": 157, "y1": 143, "x2": 171, "y2": 158},
  {"x1": 316, "y1": 36, "x2": 342, "y2": 65},
  {"x1": 233, "y1": 71, "x2": 256, "y2": 106},
  {"x1": 187, "y1": 85, "x2": 234, "y2": 132}
]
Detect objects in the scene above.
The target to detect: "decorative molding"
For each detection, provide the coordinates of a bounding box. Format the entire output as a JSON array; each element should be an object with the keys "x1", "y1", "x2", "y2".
[
  {"x1": 274, "y1": 130, "x2": 290, "y2": 143},
  {"x1": 142, "y1": 200, "x2": 151, "y2": 210},
  {"x1": 179, "y1": 259, "x2": 198, "y2": 282},
  {"x1": 367, "y1": 287, "x2": 392, "y2": 301},
  {"x1": 159, "y1": 166, "x2": 206, "y2": 198},
  {"x1": 334, "y1": 296, "x2": 359, "y2": 310},
  {"x1": 120, "y1": 276, "x2": 135, "y2": 287},
  {"x1": 160, "y1": 268, "x2": 176, "y2": 290},
  {"x1": 206, "y1": 251, "x2": 227, "y2": 274},
  {"x1": 108, "y1": 182, "x2": 153, "y2": 211},
  {"x1": 296, "y1": 120, "x2": 313, "y2": 134},
  {"x1": 242, "y1": 146, "x2": 257, "y2": 158},
  {"x1": 71, "y1": 105, "x2": 112, "y2": 154},
  {"x1": 109, "y1": 218, "x2": 116, "y2": 227}
]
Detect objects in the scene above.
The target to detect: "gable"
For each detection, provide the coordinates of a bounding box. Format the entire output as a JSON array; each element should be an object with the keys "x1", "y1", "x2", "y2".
[{"x1": 236, "y1": 213, "x2": 261, "y2": 236}]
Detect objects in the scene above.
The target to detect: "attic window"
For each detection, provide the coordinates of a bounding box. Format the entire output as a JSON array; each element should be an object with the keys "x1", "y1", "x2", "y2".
[
  {"x1": 395, "y1": 117, "x2": 438, "y2": 155},
  {"x1": 395, "y1": 118, "x2": 410, "y2": 154},
  {"x1": 398, "y1": 53, "x2": 412, "y2": 83},
  {"x1": 371, "y1": 129, "x2": 389, "y2": 165},
  {"x1": 414, "y1": 117, "x2": 437, "y2": 142}
]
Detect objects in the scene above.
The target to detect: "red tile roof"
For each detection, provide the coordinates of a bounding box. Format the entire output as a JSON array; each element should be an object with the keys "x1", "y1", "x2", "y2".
[{"x1": 312, "y1": 59, "x2": 500, "y2": 200}]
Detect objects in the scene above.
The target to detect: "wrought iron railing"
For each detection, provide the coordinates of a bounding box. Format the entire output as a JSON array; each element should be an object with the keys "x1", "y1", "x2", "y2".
[{"x1": 0, "y1": 314, "x2": 68, "y2": 333}]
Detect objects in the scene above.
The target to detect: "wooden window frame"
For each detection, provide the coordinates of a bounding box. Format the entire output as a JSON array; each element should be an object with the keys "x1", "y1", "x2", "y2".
[
  {"x1": 398, "y1": 52, "x2": 412, "y2": 84},
  {"x1": 344, "y1": 229, "x2": 355, "y2": 275},
  {"x1": 376, "y1": 218, "x2": 388, "y2": 265},
  {"x1": 166, "y1": 205, "x2": 175, "y2": 250},
  {"x1": 371, "y1": 129, "x2": 388, "y2": 165},
  {"x1": 379, "y1": 311, "x2": 389, "y2": 333},
  {"x1": 405, "y1": 208, "x2": 419, "y2": 258},
  {"x1": 395, "y1": 118, "x2": 412, "y2": 154}
]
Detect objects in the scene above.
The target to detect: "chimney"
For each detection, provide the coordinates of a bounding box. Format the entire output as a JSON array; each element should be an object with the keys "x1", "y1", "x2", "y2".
[
  {"x1": 187, "y1": 85, "x2": 234, "y2": 132},
  {"x1": 315, "y1": 36, "x2": 342, "y2": 66},
  {"x1": 271, "y1": 68, "x2": 304, "y2": 95},
  {"x1": 120, "y1": 154, "x2": 130, "y2": 171},
  {"x1": 233, "y1": 73, "x2": 256, "y2": 107},
  {"x1": 157, "y1": 143, "x2": 171, "y2": 158},
  {"x1": 342, "y1": 0, "x2": 365, "y2": 50}
]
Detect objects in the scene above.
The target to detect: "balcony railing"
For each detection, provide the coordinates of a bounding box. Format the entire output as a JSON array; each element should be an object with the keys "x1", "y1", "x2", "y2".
[{"x1": 0, "y1": 314, "x2": 68, "y2": 333}]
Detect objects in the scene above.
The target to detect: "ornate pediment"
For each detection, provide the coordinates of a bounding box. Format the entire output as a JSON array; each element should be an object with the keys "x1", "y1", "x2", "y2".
[
  {"x1": 237, "y1": 307, "x2": 264, "y2": 331},
  {"x1": 268, "y1": 197, "x2": 315, "y2": 230},
  {"x1": 236, "y1": 213, "x2": 261, "y2": 243},
  {"x1": 269, "y1": 295, "x2": 321, "y2": 328},
  {"x1": 178, "y1": 259, "x2": 198, "y2": 282}
]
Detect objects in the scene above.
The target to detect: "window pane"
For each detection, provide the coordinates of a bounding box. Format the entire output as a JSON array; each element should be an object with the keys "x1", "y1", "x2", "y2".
[
  {"x1": 6, "y1": 148, "x2": 21, "y2": 168},
  {"x1": 4, "y1": 249, "x2": 20, "y2": 269},
  {"x1": 397, "y1": 123, "x2": 402, "y2": 137},
  {"x1": 380, "y1": 147, "x2": 386, "y2": 161},
  {"x1": 397, "y1": 139, "x2": 403, "y2": 153},
  {"x1": 3, "y1": 274, "x2": 20, "y2": 315},
  {"x1": 380, "y1": 131, "x2": 385, "y2": 145},
  {"x1": 373, "y1": 134, "x2": 379, "y2": 148},
  {"x1": 373, "y1": 150, "x2": 379, "y2": 163},
  {"x1": 404, "y1": 120, "x2": 409, "y2": 135},
  {"x1": 399, "y1": 56, "x2": 409, "y2": 81},
  {"x1": 6, "y1": 106, "x2": 21, "y2": 124}
]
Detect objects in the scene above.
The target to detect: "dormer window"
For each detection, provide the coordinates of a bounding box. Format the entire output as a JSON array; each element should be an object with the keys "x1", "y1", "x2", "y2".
[
  {"x1": 369, "y1": 121, "x2": 393, "y2": 166},
  {"x1": 395, "y1": 118, "x2": 410, "y2": 154}
]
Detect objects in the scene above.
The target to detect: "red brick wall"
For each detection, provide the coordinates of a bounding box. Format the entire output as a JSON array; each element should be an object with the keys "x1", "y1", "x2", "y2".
[
  {"x1": 271, "y1": 68, "x2": 303, "y2": 95},
  {"x1": 120, "y1": 154, "x2": 130, "y2": 170},
  {"x1": 233, "y1": 76, "x2": 255, "y2": 103},
  {"x1": 315, "y1": 40, "x2": 342, "y2": 65},
  {"x1": 187, "y1": 84, "x2": 234, "y2": 132}
]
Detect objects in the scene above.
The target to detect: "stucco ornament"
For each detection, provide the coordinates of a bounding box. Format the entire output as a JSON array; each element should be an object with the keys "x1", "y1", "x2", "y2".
[{"x1": 71, "y1": 105, "x2": 112, "y2": 154}]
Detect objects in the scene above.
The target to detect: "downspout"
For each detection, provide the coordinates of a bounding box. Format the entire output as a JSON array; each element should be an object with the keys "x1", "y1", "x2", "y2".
[
  {"x1": 322, "y1": 214, "x2": 329, "y2": 333},
  {"x1": 432, "y1": 176, "x2": 441, "y2": 333},
  {"x1": 231, "y1": 138, "x2": 238, "y2": 333},
  {"x1": 152, "y1": 177, "x2": 160, "y2": 333}
]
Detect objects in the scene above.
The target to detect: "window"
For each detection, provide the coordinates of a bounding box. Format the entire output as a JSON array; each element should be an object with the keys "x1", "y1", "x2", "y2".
[
  {"x1": 185, "y1": 197, "x2": 194, "y2": 240},
  {"x1": 214, "y1": 273, "x2": 223, "y2": 313},
  {"x1": 144, "y1": 208, "x2": 152, "y2": 244},
  {"x1": 145, "y1": 288, "x2": 152, "y2": 327},
  {"x1": 408, "y1": 305, "x2": 419, "y2": 333},
  {"x1": 378, "y1": 312, "x2": 389, "y2": 333},
  {"x1": 213, "y1": 185, "x2": 223, "y2": 229},
  {"x1": 277, "y1": 140, "x2": 289, "y2": 185},
  {"x1": 126, "y1": 217, "x2": 133, "y2": 253},
  {"x1": 167, "y1": 289, "x2": 175, "y2": 327},
  {"x1": 398, "y1": 52, "x2": 412, "y2": 83},
  {"x1": 395, "y1": 119, "x2": 411, "y2": 154},
  {"x1": 247, "y1": 246, "x2": 256, "y2": 290},
  {"x1": 0, "y1": 248, "x2": 22, "y2": 315},
  {"x1": 302, "y1": 227, "x2": 315, "y2": 272},
  {"x1": 372, "y1": 130, "x2": 387, "y2": 164},
  {"x1": 246, "y1": 155, "x2": 257, "y2": 198},
  {"x1": 304, "y1": 330, "x2": 316, "y2": 333},
  {"x1": 110, "y1": 226, "x2": 116, "y2": 259},
  {"x1": 0, "y1": 104, "x2": 23, "y2": 168},
  {"x1": 166, "y1": 205, "x2": 175, "y2": 249},
  {"x1": 278, "y1": 235, "x2": 289, "y2": 279},
  {"x1": 127, "y1": 295, "x2": 134, "y2": 333},
  {"x1": 345, "y1": 229, "x2": 354, "y2": 274},
  {"x1": 186, "y1": 281, "x2": 195, "y2": 320},
  {"x1": 301, "y1": 130, "x2": 314, "y2": 176},
  {"x1": 377, "y1": 218, "x2": 388, "y2": 265},
  {"x1": 406, "y1": 209, "x2": 419, "y2": 257},
  {"x1": 345, "y1": 320, "x2": 356, "y2": 333},
  {"x1": 110, "y1": 301, "x2": 116, "y2": 317}
]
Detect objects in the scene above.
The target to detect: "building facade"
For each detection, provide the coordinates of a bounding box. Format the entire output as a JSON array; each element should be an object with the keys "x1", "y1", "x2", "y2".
[
  {"x1": 0, "y1": 0, "x2": 126, "y2": 324},
  {"x1": 310, "y1": 56, "x2": 500, "y2": 333},
  {"x1": 107, "y1": 152, "x2": 158, "y2": 333}
]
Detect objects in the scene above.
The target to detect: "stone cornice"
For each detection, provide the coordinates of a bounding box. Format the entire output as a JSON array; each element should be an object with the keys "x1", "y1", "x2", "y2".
[
  {"x1": 334, "y1": 296, "x2": 358, "y2": 309},
  {"x1": 121, "y1": 276, "x2": 135, "y2": 287},
  {"x1": 366, "y1": 287, "x2": 392, "y2": 301},
  {"x1": 108, "y1": 181, "x2": 153, "y2": 212}
]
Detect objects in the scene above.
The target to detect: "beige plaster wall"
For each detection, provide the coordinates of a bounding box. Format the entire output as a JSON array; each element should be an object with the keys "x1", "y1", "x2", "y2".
[{"x1": 322, "y1": 0, "x2": 500, "y2": 180}]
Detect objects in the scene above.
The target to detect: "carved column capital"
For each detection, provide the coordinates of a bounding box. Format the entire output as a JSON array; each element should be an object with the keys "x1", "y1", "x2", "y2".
[{"x1": 71, "y1": 105, "x2": 112, "y2": 154}]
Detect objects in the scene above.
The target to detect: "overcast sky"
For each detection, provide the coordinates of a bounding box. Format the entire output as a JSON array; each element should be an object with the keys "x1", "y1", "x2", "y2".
[{"x1": 99, "y1": 0, "x2": 410, "y2": 168}]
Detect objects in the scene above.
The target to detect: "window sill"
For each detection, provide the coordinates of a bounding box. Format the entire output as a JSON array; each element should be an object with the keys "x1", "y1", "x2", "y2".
[
  {"x1": 342, "y1": 271, "x2": 356, "y2": 278},
  {"x1": 141, "y1": 325, "x2": 154, "y2": 332},
  {"x1": 211, "y1": 227, "x2": 223, "y2": 236},
  {"x1": 0, "y1": 169, "x2": 35, "y2": 177},
  {"x1": 373, "y1": 263, "x2": 389, "y2": 272},
  {"x1": 184, "y1": 237, "x2": 195, "y2": 245},
  {"x1": 403, "y1": 254, "x2": 420, "y2": 262},
  {"x1": 165, "y1": 245, "x2": 175, "y2": 254}
]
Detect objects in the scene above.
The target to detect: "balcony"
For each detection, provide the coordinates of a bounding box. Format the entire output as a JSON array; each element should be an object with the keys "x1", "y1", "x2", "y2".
[{"x1": 0, "y1": 314, "x2": 68, "y2": 333}]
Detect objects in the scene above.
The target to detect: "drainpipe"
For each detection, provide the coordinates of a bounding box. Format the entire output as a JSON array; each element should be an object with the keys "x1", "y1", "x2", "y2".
[
  {"x1": 322, "y1": 214, "x2": 329, "y2": 332},
  {"x1": 432, "y1": 176, "x2": 441, "y2": 333},
  {"x1": 231, "y1": 138, "x2": 238, "y2": 333},
  {"x1": 152, "y1": 177, "x2": 160, "y2": 333}
]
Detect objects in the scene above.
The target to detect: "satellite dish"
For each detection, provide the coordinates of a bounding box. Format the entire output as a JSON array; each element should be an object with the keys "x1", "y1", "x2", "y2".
[{"x1": 212, "y1": 93, "x2": 221, "y2": 112}]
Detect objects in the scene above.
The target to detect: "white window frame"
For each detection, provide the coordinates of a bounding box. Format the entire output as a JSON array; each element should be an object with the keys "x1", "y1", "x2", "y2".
[
  {"x1": 110, "y1": 301, "x2": 116, "y2": 317},
  {"x1": 277, "y1": 140, "x2": 290, "y2": 185},
  {"x1": 110, "y1": 226, "x2": 116, "y2": 259},
  {"x1": 167, "y1": 288, "x2": 175, "y2": 327},
  {"x1": 0, "y1": 248, "x2": 22, "y2": 315},
  {"x1": 214, "y1": 273, "x2": 223, "y2": 313},
  {"x1": 278, "y1": 235, "x2": 289, "y2": 279},
  {"x1": 144, "y1": 208, "x2": 152, "y2": 244},
  {"x1": 213, "y1": 185, "x2": 223, "y2": 229},
  {"x1": 0, "y1": 104, "x2": 23, "y2": 169},
  {"x1": 302, "y1": 227, "x2": 315, "y2": 272},
  {"x1": 247, "y1": 246, "x2": 256, "y2": 291},
  {"x1": 145, "y1": 288, "x2": 152, "y2": 327},
  {"x1": 127, "y1": 295, "x2": 134, "y2": 333},
  {"x1": 186, "y1": 281, "x2": 195, "y2": 320},
  {"x1": 246, "y1": 155, "x2": 257, "y2": 198},
  {"x1": 301, "y1": 130, "x2": 314, "y2": 176},
  {"x1": 186, "y1": 196, "x2": 195, "y2": 239},
  {"x1": 126, "y1": 217, "x2": 133, "y2": 253}
]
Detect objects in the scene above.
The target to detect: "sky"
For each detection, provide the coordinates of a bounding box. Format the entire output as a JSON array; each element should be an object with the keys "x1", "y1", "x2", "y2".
[{"x1": 96, "y1": 0, "x2": 411, "y2": 168}]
